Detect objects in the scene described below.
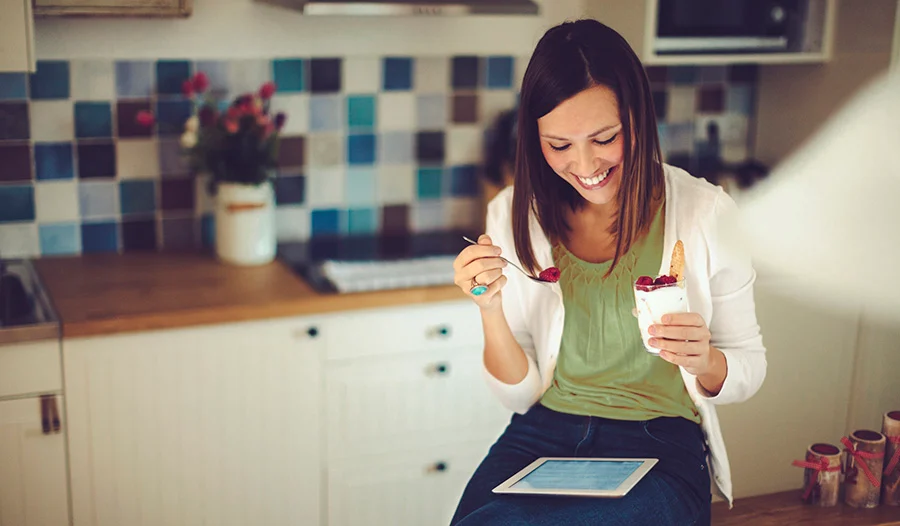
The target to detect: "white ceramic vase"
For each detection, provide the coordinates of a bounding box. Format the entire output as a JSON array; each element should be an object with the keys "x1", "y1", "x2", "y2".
[{"x1": 214, "y1": 181, "x2": 276, "y2": 266}]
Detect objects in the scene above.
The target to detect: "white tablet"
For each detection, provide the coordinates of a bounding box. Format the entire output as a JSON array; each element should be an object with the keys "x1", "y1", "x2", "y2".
[{"x1": 492, "y1": 457, "x2": 658, "y2": 498}]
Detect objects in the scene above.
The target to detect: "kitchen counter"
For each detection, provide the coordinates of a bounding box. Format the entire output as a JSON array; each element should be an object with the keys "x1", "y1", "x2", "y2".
[{"x1": 34, "y1": 253, "x2": 466, "y2": 338}]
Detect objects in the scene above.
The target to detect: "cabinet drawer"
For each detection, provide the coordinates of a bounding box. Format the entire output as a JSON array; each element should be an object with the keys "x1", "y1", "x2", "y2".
[
  {"x1": 327, "y1": 442, "x2": 491, "y2": 526},
  {"x1": 323, "y1": 301, "x2": 482, "y2": 361},
  {"x1": 326, "y1": 348, "x2": 511, "y2": 459},
  {"x1": 0, "y1": 340, "x2": 61, "y2": 398}
]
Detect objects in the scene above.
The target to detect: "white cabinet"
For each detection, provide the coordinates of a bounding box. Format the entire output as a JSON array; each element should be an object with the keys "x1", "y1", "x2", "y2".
[
  {"x1": 0, "y1": 0, "x2": 36, "y2": 72},
  {"x1": 64, "y1": 317, "x2": 324, "y2": 526},
  {"x1": 0, "y1": 396, "x2": 69, "y2": 526}
]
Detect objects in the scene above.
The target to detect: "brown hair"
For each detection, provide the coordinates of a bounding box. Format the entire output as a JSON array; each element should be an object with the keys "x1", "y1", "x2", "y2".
[{"x1": 512, "y1": 19, "x2": 664, "y2": 276}]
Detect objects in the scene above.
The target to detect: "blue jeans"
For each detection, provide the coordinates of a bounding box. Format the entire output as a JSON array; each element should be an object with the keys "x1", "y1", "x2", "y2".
[{"x1": 450, "y1": 404, "x2": 711, "y2": 525}]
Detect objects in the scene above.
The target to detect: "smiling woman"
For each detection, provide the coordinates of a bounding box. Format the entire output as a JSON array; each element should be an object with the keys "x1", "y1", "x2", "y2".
[{"x1": 450, "y1": 18, "x2": 767, "y2": 526}]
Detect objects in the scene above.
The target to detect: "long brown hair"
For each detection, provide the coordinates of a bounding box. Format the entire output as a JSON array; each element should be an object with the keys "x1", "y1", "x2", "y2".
[{"x1": 512, "y1": 19, "x2": 664, "y2": 276}]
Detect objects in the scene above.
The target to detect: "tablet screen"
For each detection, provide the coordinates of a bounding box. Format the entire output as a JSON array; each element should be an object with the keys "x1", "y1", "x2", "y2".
[{"x1": 510, "y1": 460, "x2": 644, "y2": 491}]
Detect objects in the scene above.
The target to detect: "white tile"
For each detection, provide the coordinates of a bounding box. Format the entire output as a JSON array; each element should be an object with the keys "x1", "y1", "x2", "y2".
[
  {"x1": 446, "y1": 125, "x2": 484, "y2": 165},
  {"x1": 414, "y1": 57, "x2": 450, "y2": 93},
  {"x1": 229, "y1": 59, "x2": 272, "y2": 96},
  {"x1": 343, "y1": 57, "x2": 380, "y2": 93},
  {"x1": 666, "y1": 86, "x2": 696, "y2": 124},
  {"x1": 480, "y1": 90, "x2": 517, "y2": 125},
  {"x1": 666, "y1": 123, "x2": 694, "y2": 153},
  {"x1": 514, "y1": 56, "x2": 531, "y2": 91},
  {"x1": 275, "y1": 205, "x2": 310, "y2": 242},
  {"x1": 445, "y1": 196, "x2": 484, "y2": 230},
  {"x1": 116, "y1": 139, "x2": 159, "y2": 179},
  {"x1": 0, "y1": 224, "x2": 39, "y2": 258},
  {"x1": 306, "y1": 166, "x2": 345, "y2": 207},
  {"x1": 30, "y1": 101, "x2": 74, "y2": 142},
  {"x1": 270, "y1": 93, "x2": 309, "y2": 135},
  {"x1": 721, "y1": 143, "x2": 749, "y2": 164},
  {"x1": 377, "y1": 165, "x2": 415, "y2": 205},
  {"x1": 377, "y1": 92, "x2": 416, "y2": 132},
  {"x1": 70, "y1": 59, "x2": 115, "y2": 101},
  {"x1": 411, "y1": 201, "x2": 445, "y2": 233},
  {"x1": 306, "y1": 132, "x2": 344, "y2": 167},
  {"x1": 34, "y1": 181, "x2": 79, "y2": 222}
]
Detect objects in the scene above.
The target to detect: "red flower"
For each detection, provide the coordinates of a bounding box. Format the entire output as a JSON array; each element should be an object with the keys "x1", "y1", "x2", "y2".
[
  {"x1": 192, "y1": 72, "x2": 210, "y2": 93},
  {"x1": 135, "y1": 110, "x2": 155, "y2": 127},
  {"x1": 198, "y1": 105, "x2": 217, "y2": 127},
  {"x1": 258, "y1": 81, "x2": 277, "y2": 100},
  {"x1": 224, "y1": 119, "x2": 239, "y2": 134},
  {"x1": 182, "y1": 79, "x2": 194, "y2": 97}
]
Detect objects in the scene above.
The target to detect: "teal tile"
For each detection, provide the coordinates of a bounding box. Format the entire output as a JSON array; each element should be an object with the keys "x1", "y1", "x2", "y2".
[
  {"x1": 156, "y1": 60, "x2": 191, "y2": 95},
  {"x1": 348, "y1": 208, "x2": 377, "y2": 234},
  {"x1": 0, "y1": 73, "x2": 27, "y2": 100},
  {"x1": 74, "y1": 102, "x2": 113, "y2": 138},
  {"x1": 347, "y1": 95, "x2": 376, "y2": 130},
  {"x1": 273, "y1": 59, "x2": 306, "y2": 93},
  {"x1": 39, "y1": 223, "x2": 80, "y2": 256},
  {"x1": 417, "y1": 167, "x2": 443, "y2": 199},
  {"x1": 30, "y1": 61, "x2": 70, "y2": 100},
  {"x1": 0, "y1": 186, "x2": 35, "y2": 222},
  {"x1": 119, "y1": 180, "x2": 157, "y2": 215}
]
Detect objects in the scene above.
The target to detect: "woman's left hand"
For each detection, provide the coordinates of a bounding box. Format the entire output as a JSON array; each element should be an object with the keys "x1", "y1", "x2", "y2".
[{"x1": 648, "y1": 313, "x2": 727, "y2": 395}]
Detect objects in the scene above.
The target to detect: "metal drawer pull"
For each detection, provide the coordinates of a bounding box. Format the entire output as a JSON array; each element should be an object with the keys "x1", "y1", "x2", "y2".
[
  {"x1": 428, "y1": 325, "x2": 452, "y2": 339},
  {"x1": 427, "y1": 461, "x2": 448, "y2": 474},
  {"x1": 428, "y1": 363, "x2": 451, "y2": 376}
]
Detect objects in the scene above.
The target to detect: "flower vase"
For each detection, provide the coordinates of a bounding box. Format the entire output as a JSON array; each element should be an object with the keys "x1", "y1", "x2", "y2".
[{"x1": 214, "y1": 181, "x2": 276, "y2": 266}]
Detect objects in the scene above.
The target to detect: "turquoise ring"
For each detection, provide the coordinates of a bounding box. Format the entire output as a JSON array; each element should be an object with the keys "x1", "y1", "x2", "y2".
[{"x1": 469, "y1": 279, "x2": 488, "y2": 296}]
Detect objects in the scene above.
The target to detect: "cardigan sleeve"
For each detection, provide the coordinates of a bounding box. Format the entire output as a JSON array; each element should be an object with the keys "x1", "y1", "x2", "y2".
[
  {"x1": 697, "y1": 190, "x2": 768, "y2": 405},
  {"x1": 480, "y1": 189, "x2": 545, "y2": 414}
]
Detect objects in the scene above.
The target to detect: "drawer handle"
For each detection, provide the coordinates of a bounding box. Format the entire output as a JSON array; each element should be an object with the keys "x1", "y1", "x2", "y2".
[
  {"x1": 429, "y1": 363, "x2": 451, "y2": 376},
  {"x1": 427, "y1": 461, "x2": 448, "y2": 474},
  {"x1": 307, "y1": 326, "x2": 319, "y2": 338},
  {"x1": 429, "y1": 325, "x2": 452, "y2": 339}
]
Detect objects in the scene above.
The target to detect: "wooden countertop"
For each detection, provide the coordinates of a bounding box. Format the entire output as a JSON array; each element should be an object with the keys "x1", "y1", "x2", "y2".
[
  {"x1": 712, "y1": 490, "x2": 900, "y2": 525},
  {"x1": 34, "y1": 253, "x2": 465, "y2": 338}
]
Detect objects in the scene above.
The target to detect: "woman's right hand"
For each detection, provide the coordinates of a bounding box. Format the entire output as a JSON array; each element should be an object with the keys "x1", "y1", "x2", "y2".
[{"x1": 453, "y1": 234, "x2": 508, "y2": 310}]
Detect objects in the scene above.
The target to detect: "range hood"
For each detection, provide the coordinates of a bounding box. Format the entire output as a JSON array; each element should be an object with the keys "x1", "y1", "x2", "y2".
[{"x1": 255, "y1": 0, "x2": 539, "y2": 16}]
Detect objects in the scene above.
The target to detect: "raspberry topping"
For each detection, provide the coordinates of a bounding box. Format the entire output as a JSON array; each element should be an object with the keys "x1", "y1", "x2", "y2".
[{"x1": 539, "y1": 267, "x2": 561, "y2": 283}]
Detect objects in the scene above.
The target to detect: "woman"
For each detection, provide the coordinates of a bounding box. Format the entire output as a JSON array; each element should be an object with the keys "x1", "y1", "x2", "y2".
[{"x1": 451, "y1": 19, "x2": 766, "y2": 525}]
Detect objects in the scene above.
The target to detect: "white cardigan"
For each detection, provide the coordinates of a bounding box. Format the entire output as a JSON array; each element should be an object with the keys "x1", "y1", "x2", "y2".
[{"x1": 483, "y1": 164, "x2": 767, "y2": 505}]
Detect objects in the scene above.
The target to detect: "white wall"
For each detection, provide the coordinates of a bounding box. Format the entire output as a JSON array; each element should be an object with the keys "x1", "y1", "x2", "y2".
[{"x1": 34, "y1": 0, "x2": 583, "y2": 60}]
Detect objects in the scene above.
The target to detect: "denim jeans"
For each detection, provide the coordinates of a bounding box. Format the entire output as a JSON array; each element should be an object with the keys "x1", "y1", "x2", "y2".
[{"x1": 450, "y1": 404, "x2": 711, "y2": 525}]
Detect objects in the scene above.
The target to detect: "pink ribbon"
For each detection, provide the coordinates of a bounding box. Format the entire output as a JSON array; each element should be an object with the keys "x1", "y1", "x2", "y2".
[
  {"x1": 792, "y1": 457, "x2": 840, "y2": 500},
  {"x1": 842, "y1": 436, "x2": 884, "y2": 488}
]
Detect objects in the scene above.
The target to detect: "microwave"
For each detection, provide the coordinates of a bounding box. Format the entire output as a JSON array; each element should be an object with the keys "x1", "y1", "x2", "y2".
[{"x1": 655, "y1": 0, "x2": 808, "y2": 54}]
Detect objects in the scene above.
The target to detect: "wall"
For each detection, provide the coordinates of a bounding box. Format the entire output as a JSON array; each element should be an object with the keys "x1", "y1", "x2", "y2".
[
  {"x1": 0, "y1": 1, "x2": 760, "y2": 257},
  {"x1": 754, "y1": 0, "x2": 896, "y2": 165}
]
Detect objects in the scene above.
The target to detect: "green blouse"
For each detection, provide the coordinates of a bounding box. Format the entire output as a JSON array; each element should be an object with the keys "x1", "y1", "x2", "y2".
[{"x1": 539, "y1": 205, "x2": 701, "y2": 423}]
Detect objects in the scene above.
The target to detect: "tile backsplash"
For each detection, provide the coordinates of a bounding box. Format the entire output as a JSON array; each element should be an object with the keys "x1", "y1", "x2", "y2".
[{"x1": 0, "y1": 57, "x2": 757, "y2": 258}]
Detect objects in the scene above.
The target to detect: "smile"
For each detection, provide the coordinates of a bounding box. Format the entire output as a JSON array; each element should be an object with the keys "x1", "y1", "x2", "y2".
[{"x1": 574, "y1": 165, "x2": 616, "y2": 189}]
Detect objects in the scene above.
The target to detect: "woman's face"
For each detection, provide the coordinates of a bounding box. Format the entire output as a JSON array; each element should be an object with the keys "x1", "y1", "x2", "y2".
[{"x1": 537, "y1": 85, "x2": 624, "y2": 208}]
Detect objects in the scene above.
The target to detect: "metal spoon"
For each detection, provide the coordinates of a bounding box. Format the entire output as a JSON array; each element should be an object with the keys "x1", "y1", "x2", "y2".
[{"x1": 462, "y1": 236, "x2": 555, "y2": 295}]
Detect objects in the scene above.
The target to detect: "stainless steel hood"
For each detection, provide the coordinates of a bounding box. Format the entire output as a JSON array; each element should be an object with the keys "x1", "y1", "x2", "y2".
[{"x1": 255, "y1": 0, "x2": 539, "y2": 16}]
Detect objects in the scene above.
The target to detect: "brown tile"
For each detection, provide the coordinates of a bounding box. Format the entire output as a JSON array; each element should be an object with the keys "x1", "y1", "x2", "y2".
[
  {"x1": 160, "y1": 177, "x2": 195, "y2": 211},
  {"x1": 117, "y1": 100, "x2": 153, "y2": 138},
  {"x1": 728, "y1": 64, "x2": 758, "y2": 83},
  {"x1": 0, "y1": 102, "x2": 29, "y2": 141},
  {"x1": 278, "y1": 136, "x2": 305, "y2": 169},
  {"x1": 77, "y1": 142, "x2": 116, "y2": 179},
  {"x1": 121, "y1": 219, "x2": 158, "y2": 251},
  {"x1": 381, "y1": 204, "x2": 409, "y2": 236},
  {"x1": 0, "y1": 143, "x2": 32, "y2": 182},
  {"x1": 161, "y1": 216, "x2": 198, "y2": 251},
  {"x1": 697, "y1": 86, "x2": 725, "y2": 113},
  {"x1": 645, "y1": 66, "x2": 668, "y2": 84},
  {"x1": 452, "y1": 94, "x2": 479, "y2": 124}
]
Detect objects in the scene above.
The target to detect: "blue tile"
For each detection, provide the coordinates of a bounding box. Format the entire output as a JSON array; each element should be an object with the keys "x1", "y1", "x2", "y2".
[
  {"x1": 119, "y1": 180, "x2": 157, "y2": 215},
  {"x1": 485, "y1": 56, "x2": 514, "y2": 89},
  {"x1": 39, "y1": 223, "x2": 80, "y2": 256},
  {"x1": 0, "y1": 186, "x2": 35, "y2": 223},
  {"x1": 0, "y1": 73, "x2": 27, "y2": 100},
  {"x1": 450, "y1": 165, "x2": 479, "y2": 196},
  {"x1": 726, "y1": 85, "x2": 755, "y2": 115},
  {"x1": 347, "y1": 95, "x2": 376, "y2": 130},
  {"x1": 273, "y1": 59, "x2": 306, "y2": 93},
  {"x1": 74, "y1": 102, "x2": 113, "y2": 138},
  {"x1": 417, "y1": 167, "x2": 443, "y2": 199},
  {"x1": 345, "y1": 168, "x2": 376, "y2": 205},
  {"x1": 115, "y1": 61, "x2": 154, "y2": 98},
  {"x1": 34, "y1": 143, "x2": 74, "y2": 181},
  {"x1": 348, "y1": 208, "x2": 377, "y2": 234},
  {"x1": 310, "y1": 95, "x2": 342, "y2": 132},
  {"x1": 274, "y1": 175, "x2": 305, "y2": 205},
  {"x1": 156, "y1": 60, "x2": 192, "y2": 96},
  {"x1": 670, "y1": 66, "x2": 698, "y2": 85},
  {"x1": 347, "y1": 134, "x2": 376, "y2": 165},
  {"x1": 30, "y1": 61, "x2": 70, "y2": 100},
  {"x1": 194, "y1": 60, "x2": 229, "y2": 93},
  {"x1": 201, "y1": 214, "x2": 215, "y2": 248},
  {"x1": 79, "y1": 182, "x2": 117, "y2": 219},
  {"x1": 311, "y1": 209, "x2": 342, "y2": 237},
  {"x1": 156, "y1": 100, "x2": 193, "y2": 136},
  {"x1": 383, "y1": 57, "x2": 413, "y2": 91},
  {"x1": 80, "y1": 222, "x2": 119, "y2": 253}
]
